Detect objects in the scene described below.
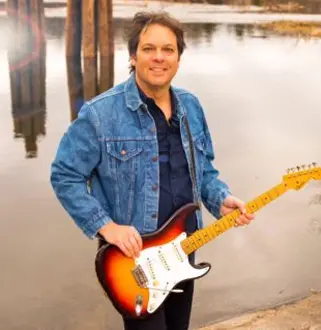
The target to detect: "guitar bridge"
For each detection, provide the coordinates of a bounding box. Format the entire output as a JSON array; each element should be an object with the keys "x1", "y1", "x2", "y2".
[{"x1": 132, "y1": 265, "x2": 148, "y2": 287}]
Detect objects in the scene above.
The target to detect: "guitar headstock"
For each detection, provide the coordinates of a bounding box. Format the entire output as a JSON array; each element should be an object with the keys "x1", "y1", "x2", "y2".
[{"x1": 283, "y1": 162, "x2": 321, "y2": 191}]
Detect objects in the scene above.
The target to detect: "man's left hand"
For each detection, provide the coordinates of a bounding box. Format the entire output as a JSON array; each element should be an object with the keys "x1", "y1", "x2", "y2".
[{"x1": 220, "y1": 195, "x2": 255, "y2": 227}]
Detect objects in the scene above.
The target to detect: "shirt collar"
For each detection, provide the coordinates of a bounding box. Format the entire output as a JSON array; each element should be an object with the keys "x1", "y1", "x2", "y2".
[{"x1": 136, "y1": 81, "x2": 177, "y2": 116}]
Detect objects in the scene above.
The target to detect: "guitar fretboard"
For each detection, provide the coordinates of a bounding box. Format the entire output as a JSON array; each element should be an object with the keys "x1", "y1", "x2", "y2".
[{"x1": 180, "y1": 183, "x2": 287, "y2": 255}]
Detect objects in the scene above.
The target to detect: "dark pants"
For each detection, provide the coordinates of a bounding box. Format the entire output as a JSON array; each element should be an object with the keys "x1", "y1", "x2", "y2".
[{"x1": 122, "y1": 279, "x2": 194, "y2": 330}]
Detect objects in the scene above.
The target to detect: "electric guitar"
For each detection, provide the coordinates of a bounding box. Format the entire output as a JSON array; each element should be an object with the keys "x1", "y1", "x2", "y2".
[{"x1": 95, "y1": 163, "x2": 321, "y2": 319}]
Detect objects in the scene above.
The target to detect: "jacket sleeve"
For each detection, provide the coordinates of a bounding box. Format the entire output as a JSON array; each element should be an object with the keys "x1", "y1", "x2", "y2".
[
  {"x1": 198, "y1": 103, "x2": 232, "y2": 219},
  {"x1": 50, "y1": 102, "x2": 113, "y2": 239}
]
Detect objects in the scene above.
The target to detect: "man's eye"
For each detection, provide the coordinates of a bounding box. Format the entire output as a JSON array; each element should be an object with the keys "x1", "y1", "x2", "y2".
[
  {"x1": 143, "y1": 47, "x2": 153, "y2": 52},
  {"x1": 164, "y1": 48, "x2": 174, "y2": 53}
]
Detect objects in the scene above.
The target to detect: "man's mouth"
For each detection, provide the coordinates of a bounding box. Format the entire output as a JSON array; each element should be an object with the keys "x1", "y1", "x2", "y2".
[{"x1": 150, "y1": 68, "x2": 166, "y2": 72}]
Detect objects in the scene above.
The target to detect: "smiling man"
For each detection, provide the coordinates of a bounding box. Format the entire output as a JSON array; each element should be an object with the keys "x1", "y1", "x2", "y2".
[{"x1": 50, "y1": 11, "x2": 254, "y2": 330}]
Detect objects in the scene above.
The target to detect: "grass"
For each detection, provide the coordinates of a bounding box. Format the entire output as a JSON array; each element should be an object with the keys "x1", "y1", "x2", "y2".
[{"x1": 258, "y1": 20, "x2": 321, "y2": 38}]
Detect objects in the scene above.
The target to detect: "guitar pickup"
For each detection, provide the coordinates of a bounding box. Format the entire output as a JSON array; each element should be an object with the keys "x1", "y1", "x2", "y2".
[{"x1": 132, "y1": 265, "x2": 148, "y2": 287}]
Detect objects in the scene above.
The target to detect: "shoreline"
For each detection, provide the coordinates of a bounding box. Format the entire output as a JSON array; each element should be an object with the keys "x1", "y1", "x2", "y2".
[{"x1": 1, "y1": 1, "x2": 321, "y2": 24}]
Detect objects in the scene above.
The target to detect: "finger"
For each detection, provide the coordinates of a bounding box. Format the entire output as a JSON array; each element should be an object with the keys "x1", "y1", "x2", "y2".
[
  {"x1": 239, "y1": 205, "x2": 247, "y2": 215},
  {"x1": 234, "y1": 217, "x2": 243, "y2": 226},
  {"x1": 131, "y1": 228, "x2": 143, "y2": 250},
  {"x1": 245, "y1": 213, "x2": 255, "y2": 221},
  {"x1": 118, "y1": 241, "x2": 132, "y2": 258},
  {"x1": 221, "y1": 207, "x2": 234, "y2": 216},
  {"x1": 240, "y1": 215, "x2": 251, "y2": 225},
  {"x1": 241, "y1": 215, "x2": 252, "y2": 225},
  {"x1": 123, "y1": 240, "x2": 136, "y2": 258},
  {"x1": 235, "y1": 215, "x2": 249, "y2": 226},
  {"x1": 129, "y1": 236, "x2": 140, "y2": 258}
]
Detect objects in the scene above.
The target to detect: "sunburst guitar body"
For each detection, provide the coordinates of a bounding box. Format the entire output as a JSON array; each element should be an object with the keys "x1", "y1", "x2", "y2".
[{"x1": 95, "y1": 203, "x2": 210, "y2": 319}]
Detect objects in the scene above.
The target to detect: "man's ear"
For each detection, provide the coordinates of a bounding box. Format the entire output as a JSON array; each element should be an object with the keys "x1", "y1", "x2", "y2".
[{"x1": 130, "y1": 55, "x2": 136, "y2": 67}]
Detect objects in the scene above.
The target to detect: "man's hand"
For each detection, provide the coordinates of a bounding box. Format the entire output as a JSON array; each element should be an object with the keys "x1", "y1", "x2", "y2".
[
  {"x1": 99, "y1": 222, "x2": 143, "y2": 258},
  {"x1": 221, "y1": 195, "x2": 255, "y2": 227}
]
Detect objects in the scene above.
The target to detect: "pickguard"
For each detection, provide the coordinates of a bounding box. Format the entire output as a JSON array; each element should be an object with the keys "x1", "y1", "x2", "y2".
[{"x1": 134, "y1": 232, "x2": 210, "y2": 314}]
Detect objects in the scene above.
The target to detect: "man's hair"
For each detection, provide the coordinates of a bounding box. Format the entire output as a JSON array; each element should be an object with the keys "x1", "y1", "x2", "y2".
[{"x1": 127, "y1": 11, "x2": 186, "y2": 73}]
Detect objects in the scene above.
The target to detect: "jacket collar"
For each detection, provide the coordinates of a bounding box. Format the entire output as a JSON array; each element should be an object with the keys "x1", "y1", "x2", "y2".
[
  {"x1": 124, "y1": 73, "x2": 186, "y2": 119},
  {"x1": 124, "y1": 73, "x2": 144, "y2": 111}
]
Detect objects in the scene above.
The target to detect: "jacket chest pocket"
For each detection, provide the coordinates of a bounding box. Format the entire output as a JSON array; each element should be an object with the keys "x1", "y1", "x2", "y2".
[{"x1": 104, "y1": 140, "x2": 144, "y2": 181}]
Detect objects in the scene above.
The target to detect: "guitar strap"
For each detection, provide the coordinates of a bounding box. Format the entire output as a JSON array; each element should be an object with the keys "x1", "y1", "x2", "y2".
[{"x1": 183, "y1": 116, "x2": 201, "y2": 209}]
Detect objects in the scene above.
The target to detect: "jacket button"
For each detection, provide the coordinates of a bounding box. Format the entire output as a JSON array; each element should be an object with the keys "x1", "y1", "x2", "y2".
[
  {"x1": 151, "y1": 127, "x2": 156, "y2": 133},
  {"x1": 120, "y1": 150, "x2": 127, "y2": 155},
  {"x1": 152, "y1": 214, "x2": 157, "y2": 219},
  {"x1": 152, "y1": 156, "x2": 158, "y2": 162},
  {"x1": 152, "y1": 185, "x2": 158, "y2": 191}
]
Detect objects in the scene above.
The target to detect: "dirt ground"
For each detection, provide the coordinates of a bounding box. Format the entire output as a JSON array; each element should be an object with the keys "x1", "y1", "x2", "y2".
[{"x1": 199, "y1": 292, "x2": 321, "y2": 330}]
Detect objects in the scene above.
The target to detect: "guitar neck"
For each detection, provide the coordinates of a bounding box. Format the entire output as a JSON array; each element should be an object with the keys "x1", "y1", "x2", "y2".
[{"x1": 180, "y1": 183, "x2": 287, "y2": 255}]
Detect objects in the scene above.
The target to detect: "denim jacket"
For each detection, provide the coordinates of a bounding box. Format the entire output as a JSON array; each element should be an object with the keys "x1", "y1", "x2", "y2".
[{"x1": 50, "y1": 74, "x2": 231, "y2": 239}]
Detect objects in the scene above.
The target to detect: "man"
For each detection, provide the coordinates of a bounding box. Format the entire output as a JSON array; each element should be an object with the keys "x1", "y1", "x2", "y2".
[{"x1": 50, "y1": 11, "x2": 254, "y2": 330}]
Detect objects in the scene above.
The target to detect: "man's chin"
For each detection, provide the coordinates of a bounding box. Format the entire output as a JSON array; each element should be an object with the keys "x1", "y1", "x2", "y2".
[{"x1": 148, "y1": 79, "x2": 171, "y2": 89}]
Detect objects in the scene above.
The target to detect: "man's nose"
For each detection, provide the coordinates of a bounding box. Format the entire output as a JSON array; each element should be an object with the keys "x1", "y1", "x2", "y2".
[{"x1": 153, "y1": 50, "x2": 164, "y2": 61}]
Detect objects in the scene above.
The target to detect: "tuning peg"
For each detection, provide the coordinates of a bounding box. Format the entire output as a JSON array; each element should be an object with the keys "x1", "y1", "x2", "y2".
[
  {"x1": 286, "y1": 168, "x2": 291, "y2": 174},
  {"x1": 312, "y1": 162, "x2": 317, "y2": 167},
  {"x1": 296, "y1": 166, "x2": 301, "y2": 171},
  {"x1": 301, "y1": 164, "x2": 306, "y2": 170}
]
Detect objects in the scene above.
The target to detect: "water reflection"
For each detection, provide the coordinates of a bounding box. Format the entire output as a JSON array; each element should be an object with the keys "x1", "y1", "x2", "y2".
[
  {"x1": 66, "y1": 53, "x2": 115, "y2": 121},
  {"x1": 6, "y1": 1, "x2": 46, "y2": 158},
  {"x1": 0, "y1": 13, "x2": 319, "y2": 158},
  {"x1": 65, "y1": 0, "x2": 115, "y2": 121}
]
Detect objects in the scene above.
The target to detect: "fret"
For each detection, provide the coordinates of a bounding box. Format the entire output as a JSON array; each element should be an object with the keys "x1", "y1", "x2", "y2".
[
  {"x1": 268, "y1": 188, "x2": 278, "y2": 200},
  {"x1": 201, "y1": 229, "x2": 211, "y2": 242},
  {"x1": 261, "y1": 193, "x2": 270, "y2": 205},
  {"x1": 213, "y1": 223, "x2": 221, "y2": 235},
  {"x1": 254, "y1": 197, "x2": 265, "y2": 209},
  {"x1": 189, "y1": 237, "x2": 197, "y2": 249},
  {"x1": 275, "y1": 184, "x2": 286, "y2": 196},
  {"x1": 180, "y1": 240, "x2": 188, "y2": 254},
  {"x1": 220, "y1": 218, "x2": 228, "y2": 231},
  {"x1": 226, "y1": 214, "x2": 234, "y2": 227},
  {"x1": 205, "y1": 228, "x2": 214, "y2": 240},
  {"x1": 252, "y1": 199, "x2": 260, "y2": 210},
  {"x1": 247, "y1": 201, "x2": 258, "y2": 213},
  {"x1": 197, "y1": 230, "x2": 206, "y2": 244},
  {"x1": 207, "y1": 228, "x2": 214, "y2": 241},
  {"x1": 217, "y1": 220, "x2": 226, "y2": 234},
  {"x1": 209, "y1": 225, "x2": 217, "y2": 239},
  {"x1": 196, "y1": 232, "x2": 205, "y2": 246},
  {"x1": 192, "y1": 233, "x2": 203, "y2": 248}
]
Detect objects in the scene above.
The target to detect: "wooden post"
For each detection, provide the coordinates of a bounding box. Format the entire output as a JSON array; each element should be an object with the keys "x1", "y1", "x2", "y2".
[
  {"x1": 7, "y1": 0, "x2": 20, "y2": 110},
  {"x1": 30, "y1": 0, "x2": 42, "y2": 109},
  {"x1": 66, "y1": 0, "x2": 82, "y2": 57},
  {"x1": 98, "y1": 0, "x2": 114, "y2": 93},
  {"x1": 66, "y1": 0, "x2": 83, "y2": 121},
  {"x1": 65, "y1": 0, "x2": 114, "y2": 119},
  {"x1": 82, "y1": 0, "x2": 98, "y2": 100},
  {"x1": 7, "y1": 0, "x2": 46, "y2": 158},
  {"x1": 36, "y1": 0, "x2": 46, "y2": 108},
  {"x1": 18, "y1": 1, "x2": 32, "y2": 111},
  {"x1": 66, "y1": 58, "x2": 84, "y2": 121}
]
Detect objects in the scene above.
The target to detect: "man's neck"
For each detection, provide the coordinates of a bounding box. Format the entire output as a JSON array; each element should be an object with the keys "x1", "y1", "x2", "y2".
[{"x1": 136, "y1": 77, "x2": 171, "y2": 104}]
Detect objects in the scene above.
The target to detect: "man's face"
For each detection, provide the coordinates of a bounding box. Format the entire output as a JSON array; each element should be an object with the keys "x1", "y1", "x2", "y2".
[{"x1": 131, "y1": 24, "x2": 180, "y2": 91}]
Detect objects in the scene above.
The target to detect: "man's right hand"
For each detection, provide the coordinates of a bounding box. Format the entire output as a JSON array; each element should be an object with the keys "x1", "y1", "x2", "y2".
[{"x1": 99, "y1": 221, "x2": 143, "y2": 259}]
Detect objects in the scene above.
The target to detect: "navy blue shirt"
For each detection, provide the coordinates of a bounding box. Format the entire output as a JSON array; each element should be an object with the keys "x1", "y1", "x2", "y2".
[{"x1": 138, "y1": 85, "x2": 197, "y2": 234}]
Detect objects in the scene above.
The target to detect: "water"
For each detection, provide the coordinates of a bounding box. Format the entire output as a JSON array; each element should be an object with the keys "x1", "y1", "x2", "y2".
[{"x1": 1, "y1": 12, "x2": 321, "y2": 330}]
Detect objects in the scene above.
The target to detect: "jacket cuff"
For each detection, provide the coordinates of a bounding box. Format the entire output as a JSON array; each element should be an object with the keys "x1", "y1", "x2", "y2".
[
  {"x1": 212, "y1": 189, "x2": 232, "y2": 219},
  {"x1": 84, "y1": 215, "x2": 113, "y2": 239}
]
